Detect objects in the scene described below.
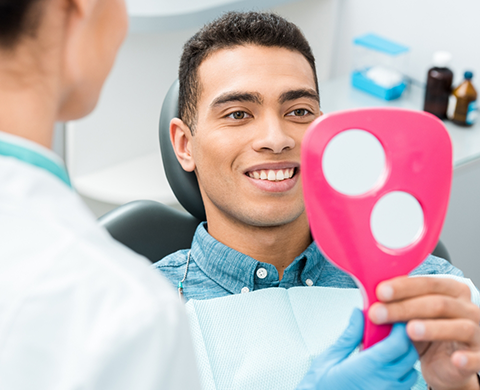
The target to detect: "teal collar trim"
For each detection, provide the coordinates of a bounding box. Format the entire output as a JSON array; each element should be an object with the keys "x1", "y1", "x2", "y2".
[{"x1": 0, "y1": 139, "x2": 72, "y2": 188}]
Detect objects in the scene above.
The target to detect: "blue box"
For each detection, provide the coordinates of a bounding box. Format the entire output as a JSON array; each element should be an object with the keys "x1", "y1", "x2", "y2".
[
  {"x1": 352, "y1": 33, "x2": 409, "y2": 100},
  {"x1": 352, "y1": 71, "x2": 407, "y2": 101}
]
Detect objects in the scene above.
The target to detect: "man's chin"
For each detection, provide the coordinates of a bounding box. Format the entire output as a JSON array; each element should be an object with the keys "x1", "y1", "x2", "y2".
[
  {"x1": 204, "y1": 197, "x2": 306, "y2": 229},
  {"x1": 238, "y1": 210, "x2": 306, "y2": 229}
]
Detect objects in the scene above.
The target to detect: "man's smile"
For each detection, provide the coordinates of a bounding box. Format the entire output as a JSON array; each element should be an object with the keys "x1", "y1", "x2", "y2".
[
  {"x1": 246, "y1": 168, "x2": 295, "y2": 182},
  {"x1": 243, "y1": 163, "x2": 300, "y2": 192}
]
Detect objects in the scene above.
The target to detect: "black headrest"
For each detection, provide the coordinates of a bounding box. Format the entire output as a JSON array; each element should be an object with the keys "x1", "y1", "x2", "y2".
[{"x1": 159, "y1": 80, "x2": 206, "y2": 221}]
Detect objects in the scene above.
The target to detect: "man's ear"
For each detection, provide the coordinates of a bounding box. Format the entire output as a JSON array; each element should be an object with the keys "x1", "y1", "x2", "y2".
[{"x1": 170, "y1": 118, "x2": 196, "y2": 172}]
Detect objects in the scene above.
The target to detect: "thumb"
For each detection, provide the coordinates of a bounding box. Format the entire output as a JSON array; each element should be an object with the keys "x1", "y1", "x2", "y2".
[{"x1": 318, "y1": 308, "x2": 364, "y2": 365}]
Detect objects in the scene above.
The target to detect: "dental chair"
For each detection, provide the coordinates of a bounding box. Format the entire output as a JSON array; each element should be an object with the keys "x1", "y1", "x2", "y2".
[{"x1": 98, "y1": 80, "x2": 451, "y2": 264}]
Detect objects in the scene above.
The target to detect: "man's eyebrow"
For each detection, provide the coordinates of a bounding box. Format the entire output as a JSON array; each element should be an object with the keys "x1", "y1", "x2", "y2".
[
  {"x1": 210, "y1": 92, "x2": 263, "y2": 108},
  {"x1": 278, "y1": 89, "x2": 320, "y2": 104}
]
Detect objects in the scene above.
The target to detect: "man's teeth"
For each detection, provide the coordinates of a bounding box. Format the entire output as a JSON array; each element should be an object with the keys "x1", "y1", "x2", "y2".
[{"x1": 248, "y1": 168, "x2": 295, "y2": 181}]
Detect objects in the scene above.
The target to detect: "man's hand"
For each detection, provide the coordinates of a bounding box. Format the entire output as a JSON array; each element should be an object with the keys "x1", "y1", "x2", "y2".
[
  {"x1": 296, "y1": 308, "x2": 419, "y2": 390},
  {"x1": 369, "y1": 276, "x2": 480, "y2": 390}
]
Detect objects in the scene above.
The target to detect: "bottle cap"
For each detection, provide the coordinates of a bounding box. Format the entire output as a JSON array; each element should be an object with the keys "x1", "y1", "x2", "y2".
[
  {"x1": 432, "y1": 51, "x2": 452, "y2": 68},
  {"x1": 465, "y1": 71, "x2": 473, "y2": 80}
]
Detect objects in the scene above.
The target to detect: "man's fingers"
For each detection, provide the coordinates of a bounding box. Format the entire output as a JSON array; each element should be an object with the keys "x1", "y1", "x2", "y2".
[
  {"x1": 406, "y1": 319, "x2": 480, "y2": 347},
  {"x1": 452, "y1": 350, "x2": 480, "y2": 376},
  {"x1": 376, "y1": 276, "x2": 471, "y2": 303},
  {"x1": 369, "y1": 295, "x2": 480, "y2": 324}
]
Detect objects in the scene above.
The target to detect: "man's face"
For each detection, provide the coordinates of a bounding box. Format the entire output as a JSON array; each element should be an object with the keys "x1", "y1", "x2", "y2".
[{"x1": 188, "y1": 45, "x2": 320, "y2": 228}]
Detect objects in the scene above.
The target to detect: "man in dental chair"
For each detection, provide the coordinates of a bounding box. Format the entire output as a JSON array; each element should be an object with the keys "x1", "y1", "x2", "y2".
[{"x1": 153, "y1": 11, "x2": 480, "y2": 389}]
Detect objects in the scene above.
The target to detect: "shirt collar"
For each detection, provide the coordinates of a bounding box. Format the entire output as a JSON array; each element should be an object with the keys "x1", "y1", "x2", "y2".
[
  {"x1": 0, "y1": 132, "x2": 72, "y2": 188},
  {"x1": 289, "y1": 241, "x2": 326, "y2": 286},
  {"x1": 191, "y1": 222, "x2": 327, "y2": 294}
]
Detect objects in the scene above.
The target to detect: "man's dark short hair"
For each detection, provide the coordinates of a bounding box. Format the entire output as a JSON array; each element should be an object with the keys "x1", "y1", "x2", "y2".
[
  {"x1": 0, "y1": 0, "x2": 44, "y2": 48},
  {"x1": 178, "y1": 11, "x2": 319, "y2": 132}
]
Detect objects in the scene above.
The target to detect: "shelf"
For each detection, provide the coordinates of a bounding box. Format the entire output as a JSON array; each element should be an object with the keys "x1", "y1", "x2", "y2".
[
  {"x1": 320, "y1": 77, "x2": 480, "y2": 168},
  {"x1": 72, "y1": 153, "x2": 177, "y2": 206},
  {"x1": 127, "y1": 0, "x2": 297, "y2": 32}
]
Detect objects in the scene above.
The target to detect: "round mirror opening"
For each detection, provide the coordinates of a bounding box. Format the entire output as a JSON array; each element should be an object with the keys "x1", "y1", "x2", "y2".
[
  {"x1": 322, "y1": 129, "x2": 386, "y2": 196},
  {"x1": 371, "y1": 191, "x2": 424, "y2": 250}
]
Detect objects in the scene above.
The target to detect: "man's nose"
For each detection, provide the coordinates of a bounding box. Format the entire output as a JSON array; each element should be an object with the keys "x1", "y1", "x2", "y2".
[{"x1": 251, "y1": 116, "x2": 295, "y2": 154}]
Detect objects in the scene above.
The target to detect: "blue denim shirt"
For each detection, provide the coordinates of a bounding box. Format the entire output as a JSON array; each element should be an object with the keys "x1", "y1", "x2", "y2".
[{"x1": 153, "y1": 222, "x2": 463, "y2": 302}]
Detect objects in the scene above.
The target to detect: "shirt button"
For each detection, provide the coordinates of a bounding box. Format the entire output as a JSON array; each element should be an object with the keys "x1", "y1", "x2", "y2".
[
  {"x1": 241, "y1": 287, "x2": 250, "y2": 294},
  {"x1": 256, "y1": 268, "x2": 268, "y2": 279},
  {"x1": 305, "y1": 279, "x2": 314, "y2": 286}
]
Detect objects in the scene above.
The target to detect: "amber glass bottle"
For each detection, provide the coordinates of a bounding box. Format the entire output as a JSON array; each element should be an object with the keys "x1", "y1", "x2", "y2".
[
  {"x1": 423, "y1": 52, "x2": 453, "y2": 119},
  {"x1": 450, "y1": 71, "x2": 478, "y2": 126}
]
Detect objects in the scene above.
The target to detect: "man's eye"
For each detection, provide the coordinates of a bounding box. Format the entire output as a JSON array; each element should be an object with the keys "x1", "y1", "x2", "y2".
[
  {"x1": 227, "y1": 111, "x2": 250, "y2": 120},
  {"x1": 287, "y1": 109, "x2": 311, "y2": 117}
]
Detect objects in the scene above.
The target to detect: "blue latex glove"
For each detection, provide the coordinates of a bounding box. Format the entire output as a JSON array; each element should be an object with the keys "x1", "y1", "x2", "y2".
[{"x1": 296, "y1": 308, "x2": 419, "y2": 390}]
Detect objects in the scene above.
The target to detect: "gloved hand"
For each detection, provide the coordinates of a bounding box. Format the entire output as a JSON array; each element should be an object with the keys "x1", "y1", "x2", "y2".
[{"x1": 296, "y1": 308, "x2": 419, "y2": 390}]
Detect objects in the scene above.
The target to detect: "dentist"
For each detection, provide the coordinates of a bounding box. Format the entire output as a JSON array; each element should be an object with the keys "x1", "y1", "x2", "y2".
[{"x1": 0, "y1": 1, "x2": 200, "y2": 389}]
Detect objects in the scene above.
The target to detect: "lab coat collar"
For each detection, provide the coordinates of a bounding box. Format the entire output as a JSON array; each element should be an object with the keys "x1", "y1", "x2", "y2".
[{"x1": 0, "y1": 131, "x2": 71, "y2": 188}]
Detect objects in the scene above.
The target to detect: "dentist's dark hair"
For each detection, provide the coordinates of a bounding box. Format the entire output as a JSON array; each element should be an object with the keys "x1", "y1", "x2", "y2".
[
  {"x1": 0, "y1": 0, "x2": 44, "y2": 48},
  {"x1": 178, "y1": 11, "x2": 319, "y2": 133}
]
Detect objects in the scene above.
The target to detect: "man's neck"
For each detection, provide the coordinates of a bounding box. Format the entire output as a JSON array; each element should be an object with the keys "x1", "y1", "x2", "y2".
[{"x1": 207, "y1": 212, "x2": 312, "y2": 280}]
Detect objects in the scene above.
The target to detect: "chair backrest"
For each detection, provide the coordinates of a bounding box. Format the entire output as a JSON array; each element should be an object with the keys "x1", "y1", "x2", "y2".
[
  {"x1": 431, "y1": 239, "x2": 451, "y2": 263},
  {"x1": 99, "y1": 200, "x2": 201, "y2": 262},
  {"x1": 159, "y1": 80, "x2": 206, "y2": 221}
]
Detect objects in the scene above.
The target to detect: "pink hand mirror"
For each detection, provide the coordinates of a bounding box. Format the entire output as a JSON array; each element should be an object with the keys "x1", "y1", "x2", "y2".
[{"x1": 301, "y1": 108, "x2": 452, "y2": 348}]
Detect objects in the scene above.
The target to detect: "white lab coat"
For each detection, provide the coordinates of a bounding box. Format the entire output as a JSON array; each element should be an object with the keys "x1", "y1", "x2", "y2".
[{"x1": 0, "y1": 153, "x2": 201, "y2": 389}]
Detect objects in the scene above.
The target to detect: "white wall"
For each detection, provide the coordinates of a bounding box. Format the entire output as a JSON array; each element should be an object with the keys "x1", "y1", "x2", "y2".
[
  {"x1": 332, "y1": 0, "x2": 480, "y2": 85},
  {"x1": 441, "y1": 160, "x2": 480, "y2": 285},
  {"x1": 276, "y1": 0, "x2": 340, "y2": 82}
]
